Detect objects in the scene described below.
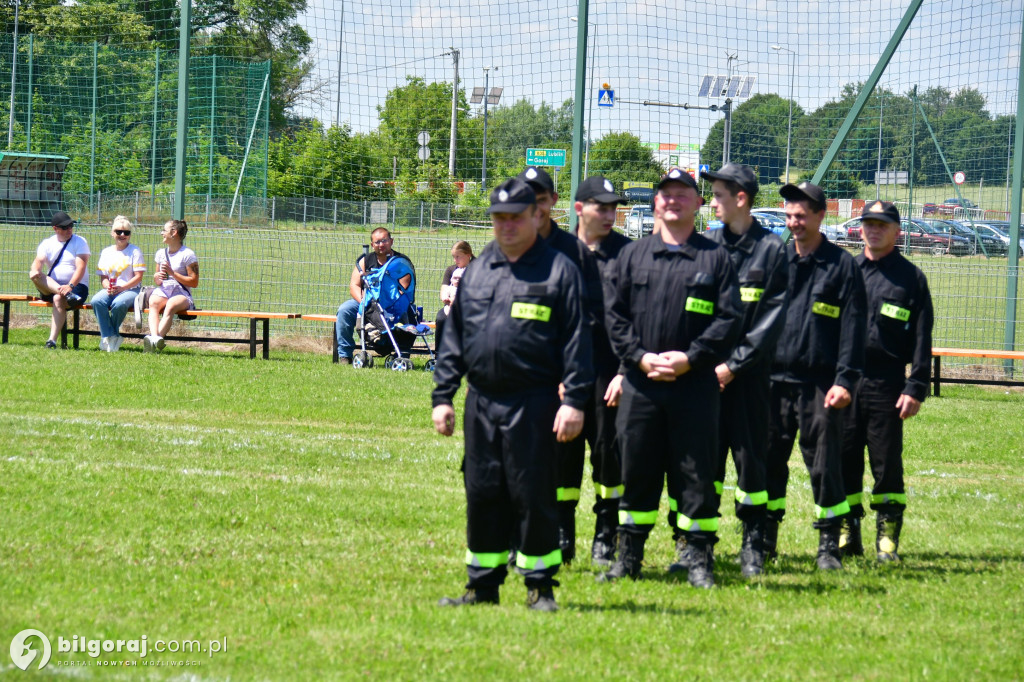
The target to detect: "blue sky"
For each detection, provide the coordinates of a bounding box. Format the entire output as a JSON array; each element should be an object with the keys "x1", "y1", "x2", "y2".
[{"x1": 295, "y1": 0, "x2": 1021, "y2": 152}]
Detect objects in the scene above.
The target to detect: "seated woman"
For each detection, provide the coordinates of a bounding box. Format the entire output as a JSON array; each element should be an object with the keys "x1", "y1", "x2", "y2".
[
  {"x1": 434, "y1": 240, "x2": 474, "y2": 352},
  {"x1": 144, "y1": 219, "x2": 199, "y2": 352},
  {"x1": 91, "y1": 215, "x2": 145, "y2": 352}
]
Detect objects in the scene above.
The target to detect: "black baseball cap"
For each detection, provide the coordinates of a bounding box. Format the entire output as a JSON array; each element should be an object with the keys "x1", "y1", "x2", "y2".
[
  {"x1": 517, "y1": 166, "x2": 556, "y2": 195},
  {"x1": 700, "y1": 163, "x2": 758, "y2": 198},
  {"x1": 575, "y1": 176, "x2": 624, "y2": 204},
  {"x1": 780, "y1": 181, "x2": 827, "y2": 212},
  {"x1": 656, "y1": 167, "x2": 699, "y2": 192},
  {"x1": 51, "y1": 211, "x2": 75, "y2": 228},
  {"x1": 861, "y1": 200, "x2": 900, "y2": 224},
  {"x1": 488, "y1": 178, "x2": 537, "y2": 214}
]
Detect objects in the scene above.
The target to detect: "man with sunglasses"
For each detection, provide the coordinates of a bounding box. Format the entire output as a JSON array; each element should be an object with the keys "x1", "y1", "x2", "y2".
[
  {"x1": 335, "y1": 227, "x2": 415, "y2": 364},
  {"x1": 29, "y1": 211, "x2": 91, "y2": 348}
]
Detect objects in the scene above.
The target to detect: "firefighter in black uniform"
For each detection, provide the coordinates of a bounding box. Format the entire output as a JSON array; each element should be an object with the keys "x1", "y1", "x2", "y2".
[
  {"x1": 840, "y1": 200, "x2": 933, "y2": 562},
  {"x1": 432, "y1": 177, "x2": 593, "y2": 611},
  {"x1": 767, "y1": 181, "x2": 866, "y2": 570},
  {"x1": 517, "y1": 166, "x2": 604, "y2": 564},
  {"x1": 690, "y1": 163, "x2": 789, "y2": 579},
  {"x1": 602, "y1": 168, "x2": 741, "y2": 588},
  {"x1": 568, "y1": 175, "x2": 633, "y2": 566}
]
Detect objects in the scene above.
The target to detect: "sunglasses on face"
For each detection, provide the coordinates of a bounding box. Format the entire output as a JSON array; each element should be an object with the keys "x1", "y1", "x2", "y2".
[
  {"x1": 114, "y1": 230, "x2": 131, "y2": 236},
  {"x1": 372, "y1": 238, "x2": 392, "y2": 246}
]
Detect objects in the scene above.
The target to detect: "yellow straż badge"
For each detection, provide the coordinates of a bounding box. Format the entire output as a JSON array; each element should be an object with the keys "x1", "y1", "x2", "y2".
[{"x1": 511, "y1": 302, "x2": 552, "y2": 322}]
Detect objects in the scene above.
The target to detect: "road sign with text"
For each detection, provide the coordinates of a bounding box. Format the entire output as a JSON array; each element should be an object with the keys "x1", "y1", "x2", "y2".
[{"x1": 526, "y1": 148, "x2": 567, "y2": 167}]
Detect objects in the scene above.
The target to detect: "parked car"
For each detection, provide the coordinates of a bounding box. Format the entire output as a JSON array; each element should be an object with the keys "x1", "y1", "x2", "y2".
[
  {"x1": 837, "y1": 217, "x2": 973, "y2": 256},
  {"x1": 922, "y1": 202, "x2": 937, "y2": 215},
  {"x1": 623, "y1": 205, "x2": 655, "y2": 239},
  {"x1": 751, "y1": 211, "x2": 787, "y2": 236},
  {"x1": 940, "y1": 220, "x2": 1006, "y2": 256},
  {"x1": 918, "y1": 220, "x2": 975, "y2": 256},
  {"x1": 972, "y1": 222, "x2": 1024, "y2": 258},
  {"x1": 941, "y1": 198, "x2": 978, "y2": 209}
]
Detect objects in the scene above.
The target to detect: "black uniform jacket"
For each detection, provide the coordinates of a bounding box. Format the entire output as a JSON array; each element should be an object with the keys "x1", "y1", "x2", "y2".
[
  {"x1": 432, "y1": 237, "x2": 594, "y2": 410},
  {"x1": 772, "y1": 237, "x2": 866, "y2": 390},
  {"x1": 607, "y1": 229, "x2": 742, "y2": 374},
  {"x1": 545, "y1": 221, "x2": 604, "y2": 338},
  {"x1": 588, "y1": 228, "x2": 633, "y2": 376},
  {"x1": 856, "y1": 248, "x2": 933, "y2": 401},
  {"x1": 705, "y1": 218, "x2": 789, "y2": 376}
]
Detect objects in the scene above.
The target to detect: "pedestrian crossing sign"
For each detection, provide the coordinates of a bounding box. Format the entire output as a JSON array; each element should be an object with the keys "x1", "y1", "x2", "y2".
[{"x1": 598, "y1": 89, "x2": 614, "y2": 107}]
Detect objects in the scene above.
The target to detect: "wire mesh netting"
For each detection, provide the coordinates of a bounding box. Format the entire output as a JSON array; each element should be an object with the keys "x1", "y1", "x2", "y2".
[{"x1": 0, "y1": 0, "x2": 1022, "y2": 372}]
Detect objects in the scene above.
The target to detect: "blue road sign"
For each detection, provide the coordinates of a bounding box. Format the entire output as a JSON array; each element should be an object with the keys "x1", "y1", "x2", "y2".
[
  {"x1": 699, "y1": 163, "x2": 710, "y2": 175},
  {"x1": 598, "y1": 89, "x2": 614, "y2": 107}
]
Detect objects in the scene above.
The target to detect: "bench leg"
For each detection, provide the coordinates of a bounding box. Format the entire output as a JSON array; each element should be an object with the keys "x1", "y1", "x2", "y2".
[
  {"x1": 263, "y1": 318, "x2": 270, "y2": 360},
  {"x1": 60, "y1": 317, "x2": 68, "y2": 349},
  {"x1": 249, "y1": 318, "x2": 257, "y2": 359},
  {"x1": 332, "y1": 321, "x2": 339, "y2": 363},
  {"x1": 2, "y1": 301, "x2": 9, "y2": 344},
  {"x1": 933, "y1": 355, "x2": 941, "y2": 397},
  {"x1": 73, "y1": 308, "x2": 81, "y2": 349}
]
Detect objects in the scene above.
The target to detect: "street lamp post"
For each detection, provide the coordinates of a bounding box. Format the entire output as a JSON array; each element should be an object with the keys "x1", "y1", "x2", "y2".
[
  {"x1": 771, "y1": 45, "x2": 795, "y2": 184},
  {"x1": 481, "y1": 66, "x2": 498, "y2": 190}
]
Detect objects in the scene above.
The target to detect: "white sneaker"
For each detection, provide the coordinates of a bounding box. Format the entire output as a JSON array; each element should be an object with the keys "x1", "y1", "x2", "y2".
[
  {"x1": 143, "y1": 335, "x2": 155, "y2": 353},
  {"x1": 109, "y1": 335, "x2": 123, "y2": 352},
  {"x1": 155, "y1": 336, "x2": 166, "y2": 351},
  {"x1": 99, "y1": 336, "x2": 110, "y2": 352}
]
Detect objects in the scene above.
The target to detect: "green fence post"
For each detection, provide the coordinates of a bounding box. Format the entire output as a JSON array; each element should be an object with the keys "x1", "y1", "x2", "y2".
[
  {"x1": 908, "y1": 86, "x2": 916, "y2": 216},
  {"x1": 1003, "y1": 11, "x2": 1024, "y2": 367},
  {"x1": 569, "y1": 0, "x2": 589, "y2": 232},
  {"x1": 208, "y1": 55, "x2": 216, "y2": 199},
  {"x1": 263, "y1": 60, "x2": 270, "y2": 200},
  {"x1": 151, "y1": 47, "x2": 160, "y2": 211},
  {"x1": 90, "y1": 40, "x2": 98, "y2": 213},
  {"x1": 25, "y1": 35, "x2": 32, "y2": 151},
  {"x1": 173, "y1": 1, "x2": 192, "y2": 221}
]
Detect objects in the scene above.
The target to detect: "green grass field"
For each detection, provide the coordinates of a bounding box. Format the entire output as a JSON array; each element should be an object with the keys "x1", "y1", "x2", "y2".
[{"x1": 2, "y1": 326, "x2": 1023, "y2": 679}]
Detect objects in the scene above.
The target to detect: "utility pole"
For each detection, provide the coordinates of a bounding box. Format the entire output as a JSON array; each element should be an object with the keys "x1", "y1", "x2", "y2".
[
  {"x1": 446, "y1": 48, "x2": 459, "y2": 178},
  {"x1": 7, "y1": 0, "x2": 20, "y2": 148}
]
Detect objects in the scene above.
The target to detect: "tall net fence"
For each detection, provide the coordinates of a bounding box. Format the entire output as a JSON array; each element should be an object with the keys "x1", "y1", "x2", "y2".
[{"x1": 1, "y1": 0, "x2": 1022, "y2": 368}]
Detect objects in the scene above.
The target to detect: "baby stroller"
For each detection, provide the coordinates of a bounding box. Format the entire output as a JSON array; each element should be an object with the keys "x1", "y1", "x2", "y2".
[{"x1": 352, "y1": 254, "x2": 436, "y2": 371}]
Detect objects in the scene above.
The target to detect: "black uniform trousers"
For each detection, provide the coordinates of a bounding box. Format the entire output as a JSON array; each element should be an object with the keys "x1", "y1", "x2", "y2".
[
  {"x1": 715, "y1": 363, "x2": 770, "y2": 522},
  {"x1": 766, "y1": 380, "x2": 850, "y2": 529},
  {"x1": 555, "y1": 371, "x2": 623, "y2": 506},
  {"x1": 463, "y1": 388, "x2": 561, "y2": 589},
  {"x1": 617, "y1": 370, "x2": 720, "y2": 542},
  {"x1": 840, "y1": 378, "x2": 906, "y2": 517}
]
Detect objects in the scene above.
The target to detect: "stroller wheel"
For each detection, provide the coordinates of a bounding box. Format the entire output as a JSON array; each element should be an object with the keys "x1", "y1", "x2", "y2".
[
  {"x1": 353, "y1": 351, "x2": 372, "y2": 369},
  {"x1": 424, "y1": 359, "x2": 436, "y2": 372},
  {"x1": 391, "y1": 357, "x2": 411, "y2": 372},
  {"x1": 384, "y1": 353, "x2": 396, "y2": 369}
]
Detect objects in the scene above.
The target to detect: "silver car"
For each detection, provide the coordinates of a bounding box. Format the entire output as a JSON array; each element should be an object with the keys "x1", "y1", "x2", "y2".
[{"x1": 624, "y1": 206, "x2": 655, "y2": 239}]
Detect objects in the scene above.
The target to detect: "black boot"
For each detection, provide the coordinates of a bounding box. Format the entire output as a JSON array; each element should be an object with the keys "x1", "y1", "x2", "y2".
[
  {"x1": 687, "y1": 539, "x2": 716, "y2": 589},
  {"x1": 438, "y1": 586, "x2": 500, "y2": 606},
  {"x1": 739, "y1": 519, "x2": 766, "y2": 578},
  {"x1": 876, "y1": 511, "x2": 903, "y2": 563},
  {"x1": 816, "y1": 526, "x2": 843, "y2": 571},
  {"x1": 764, "y1": 517, "x2": 780, "y2": 563},
  {"x1": 591, "y1": 498, "x2": 618, "y2": 567},
  {"x1": 839, "y1": 515, "x2": 864, "y2": 557},
  {"x1": 667, "y1": 532, "x2": 698, "y2": 573},
  {"x1": 596, "y1": 531, "x2": 645, "y2": 582},
  {"x1": 526, "y1": 586, "x2": 558, "y2": 612},
  {"x1": 558, "y1": 502, "x2": 577, "y2": 565}
]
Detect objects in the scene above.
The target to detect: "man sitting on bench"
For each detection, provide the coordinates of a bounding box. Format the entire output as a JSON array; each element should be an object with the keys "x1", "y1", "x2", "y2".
[
  {"x1": 335, "y1": 227, "x2": 414, "y2": 365},
  {"x1": 29, "y1": 211, "x2": 91, "y2": 349}
]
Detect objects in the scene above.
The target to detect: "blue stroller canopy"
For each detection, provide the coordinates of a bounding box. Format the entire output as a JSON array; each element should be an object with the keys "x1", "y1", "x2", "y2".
[{"x1": 358, "y1": 255, "x2": 416, "y2": 321}]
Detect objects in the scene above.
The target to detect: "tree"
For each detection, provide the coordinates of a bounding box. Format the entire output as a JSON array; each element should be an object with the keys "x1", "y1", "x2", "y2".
[
  {"x1": 587, "y1": 132, "x2": 663, "y2": 189},
  {"x1": 700, "y1": 93, "x2": 804, "y2": 184}
]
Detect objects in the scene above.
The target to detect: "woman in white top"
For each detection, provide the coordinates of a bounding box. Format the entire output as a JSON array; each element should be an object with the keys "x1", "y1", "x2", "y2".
[
  {"x1": 90, "y1": 215, "x2": 146, "y2": 352},
  {"x1": 144, "y1": 219, "x2": 199, "y2": 352}
]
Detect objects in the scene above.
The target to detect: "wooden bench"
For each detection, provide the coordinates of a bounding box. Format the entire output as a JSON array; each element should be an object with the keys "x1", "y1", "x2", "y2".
[
  {"x1": 25, "y1": 300, "x2": 298, "y2": 359},
  {"x1": 1, "y1": 294, "x2": 39, "y2": 343},
  {"x1": 932, "y1": 347, "x2": 1024, "y2": 396}
]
